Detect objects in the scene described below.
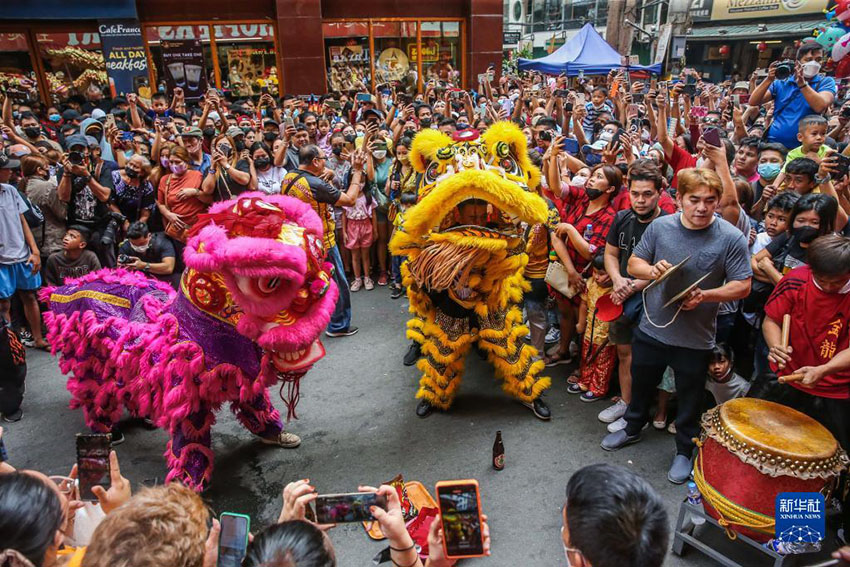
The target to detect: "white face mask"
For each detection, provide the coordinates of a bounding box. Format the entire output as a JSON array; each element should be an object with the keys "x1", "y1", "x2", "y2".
[
  {"x1": 130, "y1": 242, "x2": 150, "y2": 254},
  {"x1": 802, "y1": 61, "x2": 821, "y2": 79},
  {"x1": 696, "y1": 157, "x2": 709, "y2": 169},
  {"x1": 372, "y1": 150, "x2": 387, "y2": 160},
  {"x1": 571, "y1": 175, "x2": 588, "y2": 188}
]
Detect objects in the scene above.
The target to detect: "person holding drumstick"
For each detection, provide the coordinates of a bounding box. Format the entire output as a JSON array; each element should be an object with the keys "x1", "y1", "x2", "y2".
[{"x1": 757, "y1": 234, "x2": 850, "y2": 544}]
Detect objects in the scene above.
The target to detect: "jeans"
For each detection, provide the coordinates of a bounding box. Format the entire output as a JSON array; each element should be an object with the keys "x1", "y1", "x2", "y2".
[
  {"x1": 624, "y1": 328, "x2": 711, "y2": 457},
  {"x1": 391, "y1": 255, "x2": 403, "y2": 285},
  {"x1": 326, "y1": 245, "x2": 351, "y2": 332},
  {"x1": 523, "y1": 278, "x2": 548, "y2": 355}
]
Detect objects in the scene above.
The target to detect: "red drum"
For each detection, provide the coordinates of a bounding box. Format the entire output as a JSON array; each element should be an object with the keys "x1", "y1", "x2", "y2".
[{"x1": 695, "y1": 398, "x2": 848, "y2": 542}]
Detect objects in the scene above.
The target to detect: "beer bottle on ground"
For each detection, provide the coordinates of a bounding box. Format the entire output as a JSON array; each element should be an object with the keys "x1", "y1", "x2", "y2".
[{"x1": 493, "y1": 430, "x2": 505, "y2": 470}]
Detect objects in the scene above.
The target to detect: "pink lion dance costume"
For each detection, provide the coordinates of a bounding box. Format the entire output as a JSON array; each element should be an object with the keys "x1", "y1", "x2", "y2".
[{"x1": 42, "y1": 194, "x2": 337, "y2": 490}]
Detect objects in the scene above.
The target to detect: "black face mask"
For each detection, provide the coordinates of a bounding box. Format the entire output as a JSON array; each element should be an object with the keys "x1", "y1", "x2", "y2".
[
  {"x1": 263, "y1": 132, "x2": 278, "y2": 142},
  {"x1": 332, "y1": 146, "x2": 343, "y2": 156},
  {"x1": 234, "y1": 140, "x2": 246, "y2": 152},
  {"x1": 23, "y1": 126, "x2": 41, "y2": 139},
  {"x1": 636, "y1": 208, "x2": 657, "y2": 221},
  {"x1": 343, "y1": 133, "x2": 356, "y2": 144},
  {"x1": 89, "y1": 131, "x2": 103, "y2": 143},
  {"x1": 241, "y1": 126, "x2": 252, "y2": 135},
  {"x1": 254, "y1": 157, "x2": 271, "y2": 169},
  {"x1": 420, "y1": 117, "x2": 431, "y2": 128},
  {"x1": 585, "y1": 187, "x2": 605, "y2": 201},
  {"x1": 403, "y1": 129, "x2": 417, "y2": 139},
  {"x1": 793, "y1": 225, "x2": 820, "y2": 244},
  {"x1": 203, "y1": 127, "x2": 216, "y2": 138},
  {"x1": 125, "y1": 166, "x2": 139, "y2": 179}
]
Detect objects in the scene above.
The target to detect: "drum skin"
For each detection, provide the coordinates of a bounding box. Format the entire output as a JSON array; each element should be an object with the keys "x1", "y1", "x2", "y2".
[
  {"x1": 700, "y1": 436, "x2": 829, "y2": 542},
  {"x1": 698, "y1": 398, "x2": 847, "y2": 542}
]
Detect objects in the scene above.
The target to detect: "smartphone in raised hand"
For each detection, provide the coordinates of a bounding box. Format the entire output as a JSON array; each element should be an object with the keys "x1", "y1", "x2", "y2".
[
  {"x1": 76, "y1": 433, "x2": 111, "y2": 501},
  {"x1": 314, "y1": 491, "x2": 387, "y2": 524},
  {"x1": 436, "y1": 480, "x2": 485, "y2": 559},
  {"x1": 218, "y1": 513, "x2": 250, "y2": 567}
]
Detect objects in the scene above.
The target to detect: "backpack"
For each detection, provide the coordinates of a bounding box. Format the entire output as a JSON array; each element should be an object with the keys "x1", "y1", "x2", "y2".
[{"x1": 18, "y1": 188, "x2": 44, "y2": 230}]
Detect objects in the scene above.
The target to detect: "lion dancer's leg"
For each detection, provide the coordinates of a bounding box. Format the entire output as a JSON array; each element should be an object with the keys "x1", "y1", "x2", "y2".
[
  {"x1": 477, "y1": 303, "x2": 552, "y2": 420},
  {"x1": 166, "y1": 405, "x2": 215, "y2": 491},
  {"x1": 230, "y1": 387, "x2": 301, "y2": 448},
  {"x1": 414, "y1": 307, "x2": 474, "y2": 417}
]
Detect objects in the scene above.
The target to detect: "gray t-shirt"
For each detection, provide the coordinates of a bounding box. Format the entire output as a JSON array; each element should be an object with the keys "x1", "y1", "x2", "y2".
[
  {"x1": 0, "y1": 183, "x2": 29, "y2": 264},
  {"x1": 633, "y1": 213, "x2": 752, "y2": 350}
]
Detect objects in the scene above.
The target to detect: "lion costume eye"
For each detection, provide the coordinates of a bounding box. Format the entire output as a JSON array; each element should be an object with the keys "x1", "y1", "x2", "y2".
[
  {"x1": 499, "y1": 155, "x2": 521, "y2": 177},
  {"x1": 258, "y1": 277, "x2": 281, "y2": 294},
  {"x1": 425, "y1": 162, "x2": 441, "y2": 184}
]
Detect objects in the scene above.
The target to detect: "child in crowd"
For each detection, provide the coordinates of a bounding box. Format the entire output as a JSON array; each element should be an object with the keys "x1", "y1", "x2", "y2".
[
  {"x1": 582, "y1": 86, "x2": 613, "y2": 137},
  {"x1": 752, "y1": 192, "x2": 798, "y2": 255},
  {"x1": 705, "y1": 343, "x2": 750, "y2": 406},
  {"x1": 389, "y1": 193, "x2": 417, "y2": 300},
  {"x1": 785, "y1": 114, "x2": 829, "y2": 165},
  {"x1": 343, "y1": 183, "x2": 377, "y2": 292},
  {"x1": 782, "y1": 157, "x2": 819, "y2": 196},
  {"x1": 44, "y1": 226, "x2": 101, "y2": 287},
  {"x1": 569, "y1": 253, "x2": 615, "y2": 402}
]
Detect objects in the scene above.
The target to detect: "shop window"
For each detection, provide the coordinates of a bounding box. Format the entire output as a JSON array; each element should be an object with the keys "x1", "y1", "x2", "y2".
[
  {"x1": 36, "y1": 31, "x2": 106, "y2": 103},
  {"x1": 373, "y1": 21, "x2": 417, "y2": 95},
  {"x1": 421, "y1": 21, "x2": 460, "y2": 87},
  {"x1": 323, "y1": 22, "x2": 371, "y2": 93},
  {"x1": 214, "y1": 23, "x2": 278, "y2": 97},
  {"x1": 0, "y1": 32, "x2": 39, "y2": 102},
  {"x1": 145, "y1": 25, "x2": 215, "y2": 94}
]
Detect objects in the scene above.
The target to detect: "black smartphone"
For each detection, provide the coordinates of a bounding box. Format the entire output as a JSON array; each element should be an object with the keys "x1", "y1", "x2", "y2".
[
  {"x1": 218, "y1": 513, "x2": 250, "y2": 567},
  {"x1": 76, "y1": 433, "x2": 111, "y2": 501},
  {"x1": 0, "y1": 437, "x2": 7, "y2": 462},
  {"x1": 702, "y1": 127, "x2": 722, "y2": 147},
  {"x1": 833, "y1": 152, "x2": 850, "y2": 179},
  {"x1": 436, "y1": 480, "x2": 485, "y2": 558},
  {"x1": 611, "y1": 129, "x2": 624, "y2": 146},
  {"x1": 631, "y1": 93, "x2": 644, "y2": 104},
  {"x1": 260, "y1": 86, "x2": 269, "y2": 95},
  {"x1": 681, "y1": 83, "x2": 697, "y2": 97},
  {"x1": 553, "y1": 89, "x2": 568, "y2": 98},
  {"x1": 314, "y1": 492, "x2": 387, "y2": 524}
]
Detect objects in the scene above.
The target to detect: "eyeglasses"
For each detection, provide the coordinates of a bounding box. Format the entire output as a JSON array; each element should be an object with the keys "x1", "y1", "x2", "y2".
[{"x1": 49, "y1": 475, "x2": 76, "y2": 497}]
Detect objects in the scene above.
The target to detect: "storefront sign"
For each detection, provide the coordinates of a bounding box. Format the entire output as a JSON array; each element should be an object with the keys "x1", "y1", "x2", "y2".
[
  {"x1": 407, "y1": 44, "x2": 439, "y2": 63},
  {"x1": 690, "y1": 0, "x2": 828, "y2": 21},
  {"x1": 160, "y1": 39, "x2": 208, "y2": 100},
  {"x1": 503, "y1": 31, "x2": 521, "y2": 45},
  {"x1": 98, "y1": 20, "x2": 148, "y2": 97}
]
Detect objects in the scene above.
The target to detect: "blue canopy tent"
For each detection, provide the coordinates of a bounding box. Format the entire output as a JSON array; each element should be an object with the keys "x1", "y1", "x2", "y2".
[{"x1": 517, "y1": 23, "x2": 661, "y2": 76}]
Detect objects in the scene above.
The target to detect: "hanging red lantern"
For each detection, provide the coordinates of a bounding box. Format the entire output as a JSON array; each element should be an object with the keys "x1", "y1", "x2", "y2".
[
  {"x1": 719, "y1": 44, "x2": 730, "y2": 56},
  {"x1": 757, "y1": 41, "x2": 768, "y2": 52}
]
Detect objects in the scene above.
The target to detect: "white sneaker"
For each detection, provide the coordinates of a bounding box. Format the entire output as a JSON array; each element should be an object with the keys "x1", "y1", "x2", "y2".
[
  {"x1": 364, "y1": 277, "x2": 375, "y2": 291},
  {"x1": 607, "y1": 417, "x2": 627, "y2": 433},
  {"x1": 598, "y1": 399, "x2": 627, "y2": 423},
  {"x1": 544, "y1": 327, "x2": 561, "y2": 344},
  {"x1": 261, "y1": 431, "x2": 301, "y2": 448}
]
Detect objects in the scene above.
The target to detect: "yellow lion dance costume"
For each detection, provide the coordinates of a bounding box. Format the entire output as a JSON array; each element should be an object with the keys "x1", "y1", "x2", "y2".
[{"x1": 390, "y1": 122, "x2": 553, "y2": 419}]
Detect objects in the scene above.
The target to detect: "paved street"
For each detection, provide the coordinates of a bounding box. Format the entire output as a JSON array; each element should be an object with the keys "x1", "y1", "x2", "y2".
[{"x1": 3, "y1": 289, "x2": 837, "y2": 566}]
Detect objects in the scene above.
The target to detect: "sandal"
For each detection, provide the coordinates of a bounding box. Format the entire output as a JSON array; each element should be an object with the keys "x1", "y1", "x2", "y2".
[
  {"x1": 566, "y1": 370, "x2": 581, "y2": 384},
  {"x1": 544, "y1": 351, "x2": 572, "y2": 367}
]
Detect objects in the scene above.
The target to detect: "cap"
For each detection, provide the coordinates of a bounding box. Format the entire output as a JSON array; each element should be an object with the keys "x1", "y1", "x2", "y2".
[
  {"x1": 583, "y1": 140, "x2": 608, "y2": 152},
  {"x1": 61, "y1": 109, "x2": 81, "y2": 122},
  {"x1": 263, "y1": 118, "x2": 279, "y2": 127},
  {"x1": 65, "y1": 134, "x2": 89, "y2": 149},
  {"x1": 84, "y1": 121, "x2": 103, "y2": 133},
  {"x1": 181, "y1": 126, "x2": 203, "y2": 138},
  {"x1": 85, "y1": 135, "x2": 99, "y2": 148},
  {"x1": 208, "y1": 111, "x2": 221, "y2": 123},
  {"x1": 225, "y1": 126, "x2": 244, "y2": 139},
  {"x1": 91, "y1": 108, "x2": 107, "y2": 120},
  {"x1": 363, "y1": 108, "x2": 385, "y2": 121},
  {"x1": 0, "y1": 153, "x2": 21, "y2": 169},
  {"x1": 733, "y1": 81, "x2": 749, "y2": 91}
]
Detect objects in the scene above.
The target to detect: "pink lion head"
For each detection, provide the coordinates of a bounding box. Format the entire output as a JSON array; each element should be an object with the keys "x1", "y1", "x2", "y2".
[{"x1": 183, "y1": 193, "x2": 338, "y2": 374}]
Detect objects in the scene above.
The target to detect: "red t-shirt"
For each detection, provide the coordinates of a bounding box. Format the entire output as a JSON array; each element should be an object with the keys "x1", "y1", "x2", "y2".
[
  {"x1": 614, "y1": 188, "x2": 677, "y2": 214},
  {"x1": 667, "y1": 144, "x2": 697, "y2": 191},
  {"x1": 764, "y1": 266, "x2": 850, "y2": 399}
]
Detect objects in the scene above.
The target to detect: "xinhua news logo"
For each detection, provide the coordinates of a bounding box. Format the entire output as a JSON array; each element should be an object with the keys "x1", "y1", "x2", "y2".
[{"x1": 775, "y1": 492, "x2": 825, "y2": 549}]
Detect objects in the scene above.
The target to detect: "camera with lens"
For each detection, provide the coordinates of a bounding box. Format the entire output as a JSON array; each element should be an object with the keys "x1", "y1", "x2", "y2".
[
  {"x1": 774, "y1": 61, "x2": 793, "y2": 81},
  {"x1": 68, "y1": 150, "x2": 85, "y2": 165},
  {"x1": 539, "y1": 130, "x2": 553, "y2": 142},
  {"x1": 100, "y1": 211, "x2": 126, "y2": 247}
]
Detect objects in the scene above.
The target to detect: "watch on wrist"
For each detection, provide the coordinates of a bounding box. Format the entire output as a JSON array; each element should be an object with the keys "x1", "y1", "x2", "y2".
[
  {"x1": 144, "y1": 263, "x2": 151, "y2": 273},
  {"x1": 815, "y1": 173, "x2": 831, "y2": 185}
]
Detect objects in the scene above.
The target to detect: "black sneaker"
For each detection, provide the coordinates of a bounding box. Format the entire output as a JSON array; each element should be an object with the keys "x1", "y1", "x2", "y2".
[
  {"x1": 110, "y1": 429, "x2": 125, "y2": 446},
  {"x1": 391, "y1": 284, "x2": 404, "y2": 300},
  {"x1": 415, "y1": 399, "x2": 434, "y2": 418},
  {"x1": 2, "y1": 409, "x2": 22, "y2": 422},
  {"x1": 403, "y1": 342, "x2": 421, "y2": 366},
  {"x1": 325, "y1": 326, "x2": 359, "y2": 338},
  {"x1": 521, "y1": 398, "x2": 551, "y2": 421}
]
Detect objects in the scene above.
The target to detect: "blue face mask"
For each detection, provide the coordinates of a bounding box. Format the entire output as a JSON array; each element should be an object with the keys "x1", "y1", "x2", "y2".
[
  {"x1": 49, "y1": 113, "x2": 61, "y2": 123},
  {"x1": 758, "y1": 162, "x2": 781, "y2": 181}
]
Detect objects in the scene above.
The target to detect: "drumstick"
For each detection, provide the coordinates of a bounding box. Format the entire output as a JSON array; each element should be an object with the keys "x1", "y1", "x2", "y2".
[
  {"x1": 778, "y1": 373, "x2": 805, "y2": 384},
  {"x1": 801, "y1": 559, "x2": 839, "y2": 567},
  {"x1": 780, "y1": 314, "x2": 791, "y2": 349}
]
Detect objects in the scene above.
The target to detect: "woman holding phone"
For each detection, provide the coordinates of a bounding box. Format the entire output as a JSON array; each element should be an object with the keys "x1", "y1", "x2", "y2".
[
  {"x1": 157, "y1": 145, "x2": 209, "y2": 265},
  {"x1": 202, "y1": 134, "x2": 253, "y2": 201}
]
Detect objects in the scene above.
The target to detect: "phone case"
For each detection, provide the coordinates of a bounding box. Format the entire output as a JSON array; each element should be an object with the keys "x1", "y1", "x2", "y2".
[
  {"x1": 218, "y1": 513, "x2": 250, "y2": 567},
  {"x1": 435, "y1": 480, "x2": 485, "y2": 559}
]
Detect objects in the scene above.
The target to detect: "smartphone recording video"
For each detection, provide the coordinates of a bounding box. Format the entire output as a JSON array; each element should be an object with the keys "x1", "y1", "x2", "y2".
[
  {"x1": 436, "y1": 480, "x2": 485, "y2": 558},
  {"x1": 218, "y1": 513, "x2": 250, "y2": 567},
  {"x1": 702, "y1": 127, "x2": 722, "y2": 148},
  {"x1": 76, "y1": 433, "x2": 111, "y2": 501},
  {"x1": 314, "y1": 492, "x2": 387, "y2": 524}
]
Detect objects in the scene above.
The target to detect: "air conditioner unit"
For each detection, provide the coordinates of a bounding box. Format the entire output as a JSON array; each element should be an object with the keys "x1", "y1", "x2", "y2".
[{"x1": 506, "y1": 0, "x2": 526, "y2": 25}]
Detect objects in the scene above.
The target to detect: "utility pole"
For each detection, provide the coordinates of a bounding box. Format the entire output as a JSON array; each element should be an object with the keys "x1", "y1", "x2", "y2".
[{"x1": 606, "y1": 0, "x2": 640, "y2": 56}]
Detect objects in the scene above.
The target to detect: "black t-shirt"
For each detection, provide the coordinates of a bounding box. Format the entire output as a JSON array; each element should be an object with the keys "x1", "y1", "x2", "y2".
[
  {"x1": 765, "y1": 232, "x2": 807, "y2": 276},
  {"x1": 213, "y1": 159, "x2": 252, "y2": 202},
  {"x1": 605, "y1": 209, "x2": 668, "y2": 277},
  {"x1": 119, "y1": 232, "x2": 176, "y2": 265},
  {"x1": 64, "y1": 160, "x2": 118, "y2": 228}
]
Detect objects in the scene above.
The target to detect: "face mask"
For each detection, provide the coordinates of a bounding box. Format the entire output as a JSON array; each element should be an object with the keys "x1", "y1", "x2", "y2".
[
  {"x1": 758, "y1": 163, "x2": 781, "y2": 181},
  {"x1": 123, "y1": 149, "x2": 135, "y2": 160},
  {"x1": 130, "y1": 242, "x2": 150, "y2": 254},
  {"x1": 332, "y1": 146, "x2": 343, "y2": 156},
  {"x1": 636, "y1": 208, "x2": 658, "y2": 221},
  {"x1": 264, "y1": 132, "x2": 278, "y2": 142},
  {"x1": 802, "y1": 61, "x2": 821, "y2": 79},
  {"x1": 696, "y1": 157, "x2": 709, "y2": 169},
  {"x1": 356, "y1": 131, "x2": 365, "y2": 138},
  {"x1": 234, "y1": 140, "x2": 246, "y2": 152},
  {"x1": 403, "y1": 129, "x2": 417, "y2": 139},
  {"x1": 49, "y1": 114, "x2": 61, "y2": 123},
  {"x1": 585, "y1": 187, "x2": 605, "y2": 200},
  {"x1": 373, "y1": 150, "x2": 387, "y2": 160},
  {"x1": 241, "y1": 126, "x2": 252, "y2": 135},
  {"x1": 175, "y1": 124, "x2": 184, "y2": 134},
  {"x1": 89, "y1": 131, "x2": 103, "y2": 143},
  {"x1": 254, "y1": 157, "x2": 270, "y2": 169},
  {"x1": 125, "y1": 166, "x2": 139, "y2": 179},
  {"x1": 793, "y1": 225, "x2": 819, "y2": 244},
  {"x1": 203, "y1": 127, "x2": 216, "y2": 138},
  {"x1": 170, "y1": 163, "x2": 187, "y2": 175},
  {"x1": 344, "y1": 133, "x2": 356, "y2": 143},
  {"x1": 571, "y1": 175, "x2": 588, "y2": 188},
  {"x1": 420, "y1": 117, "x2": 431, "y2": 128},
  {"x1": 23, "y1": 126, "x2": 41, "y2": 139},
  {"x1": 400, "y1": 155, "x2": 410, "y2": 165},
  {"x1": 160, "y1": 157, "x2": 170, "y2": 168}
]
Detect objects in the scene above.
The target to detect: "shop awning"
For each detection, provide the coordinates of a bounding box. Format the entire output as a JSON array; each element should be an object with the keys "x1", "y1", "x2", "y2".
[{"x1": 687, "y1": 18, "x2": 823, "y2": 40}]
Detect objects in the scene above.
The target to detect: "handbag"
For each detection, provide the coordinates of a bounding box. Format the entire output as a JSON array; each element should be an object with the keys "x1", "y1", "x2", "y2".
[
  {"x1": 163, "y1": 175, "x2": 188, "y2": 242},
  {"x1": 545, "y1": 261, "x2": 580, "y2": 299}
]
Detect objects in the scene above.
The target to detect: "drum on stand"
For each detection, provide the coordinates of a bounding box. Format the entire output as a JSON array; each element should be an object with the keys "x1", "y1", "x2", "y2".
[{"x1": 694, "y1": 398, "x2": 848, "y2": 542}]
